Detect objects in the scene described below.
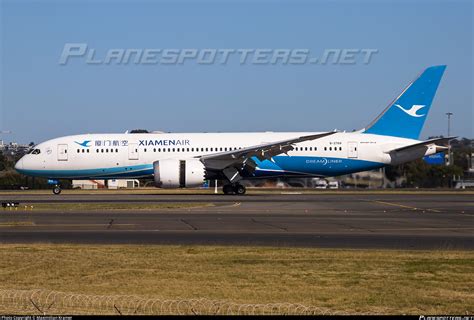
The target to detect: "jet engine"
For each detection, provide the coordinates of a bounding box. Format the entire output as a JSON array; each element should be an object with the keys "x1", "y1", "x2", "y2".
[{"x1": 154, "y1": 159, "x2": 206, "y2": 188}]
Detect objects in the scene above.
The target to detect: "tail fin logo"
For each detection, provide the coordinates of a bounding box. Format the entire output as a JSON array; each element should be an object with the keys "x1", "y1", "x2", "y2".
[{"x1": 394, "y1": 104, "x2": 426, "y2": 117}]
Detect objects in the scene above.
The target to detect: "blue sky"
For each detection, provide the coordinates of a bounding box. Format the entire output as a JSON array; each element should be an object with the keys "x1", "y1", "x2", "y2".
[{"x1": 1, "y1": 0, "x2": 472, "y2": 144}]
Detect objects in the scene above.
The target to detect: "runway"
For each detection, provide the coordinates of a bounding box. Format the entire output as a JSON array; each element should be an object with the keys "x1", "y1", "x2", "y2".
[{"x1": 1, "y1": 193, "x2": 473, "y2": 249}]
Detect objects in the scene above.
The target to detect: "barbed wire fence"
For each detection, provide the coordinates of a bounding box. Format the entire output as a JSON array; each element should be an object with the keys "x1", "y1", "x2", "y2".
[{"x1": 0, "y1": 289, "x2": 336, "y2": 315}]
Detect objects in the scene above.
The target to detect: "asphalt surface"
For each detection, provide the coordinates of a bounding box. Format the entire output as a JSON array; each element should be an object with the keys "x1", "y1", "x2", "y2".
[{"x1": 0, "y1": 193, "x2": 473, "y2": 249}]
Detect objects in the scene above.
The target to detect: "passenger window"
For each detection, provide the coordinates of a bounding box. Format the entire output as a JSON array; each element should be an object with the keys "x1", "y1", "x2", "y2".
[
  {"x1": 101, "y1": 149, "x2": 104, "y2": 153},
  {"x1": 87, "y1": 149, "x2": 90, "y2": 153},
  {"x1": 172, "y1": 148, "x2": 175, "y2": 152},
  {"x1": 324, "y1": 147, "x2": 327, "y2": 151},
  {"x1": 187, "y1": 148, "x2": 189, "y2": 152},
  {"x1": 305, "y1": 147, "x2": 308, "y2": 151},
  {"x1": 77, "y1": 149, "x2": 80, "y2": 153}
]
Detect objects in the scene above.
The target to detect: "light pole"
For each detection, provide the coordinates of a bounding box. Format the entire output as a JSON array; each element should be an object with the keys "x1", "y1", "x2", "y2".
[
  {"x1": 0, "y1": 130, "x2": 12, "y2": 148},
  {"x1": 446, "y1": 112, "x2": 453, "y2": 137},
  {"x1": 445, "y1": 112, "x2": 453, "y2": 166}
]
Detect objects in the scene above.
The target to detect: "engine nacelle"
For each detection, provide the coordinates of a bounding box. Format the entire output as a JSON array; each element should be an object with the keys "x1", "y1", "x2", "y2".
[{"x1": 154, "y1": 159, "x2": 206, "y2": 188}]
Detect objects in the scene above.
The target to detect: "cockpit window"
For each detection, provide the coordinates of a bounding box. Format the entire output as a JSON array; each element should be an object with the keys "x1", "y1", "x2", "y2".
[{"x1": 31, "y1": 149, "x2": 41, "y2": 155}]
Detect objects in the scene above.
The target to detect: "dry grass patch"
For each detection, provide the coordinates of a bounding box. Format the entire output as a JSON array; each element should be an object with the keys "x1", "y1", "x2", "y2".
[
  {"x1": 0, "y1": 245, "x2": 472, "y2": 314},
  {"x1": 8, "y1": 202, "x2": 212, "y2": 212}
]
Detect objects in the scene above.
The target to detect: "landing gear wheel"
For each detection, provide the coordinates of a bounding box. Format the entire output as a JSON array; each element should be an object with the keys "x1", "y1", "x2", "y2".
[
  {"x1": 52, "y1": 185, "x2": 62, "y2": 195},
  {"x1": 234, "y1": 184, "x2": 246, "y2": 195},
  {"x1": 223, "y1": 185, "x2": 234, "y2": 195}
]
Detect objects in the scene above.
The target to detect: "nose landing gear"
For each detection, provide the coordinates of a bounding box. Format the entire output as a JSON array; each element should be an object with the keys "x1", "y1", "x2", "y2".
[
  {"x1": 52, "y1": 185, "x2": 62, "y2": 195},
  {"x1": 223, "y1": 183, "x2": 246, "y2": 195}
]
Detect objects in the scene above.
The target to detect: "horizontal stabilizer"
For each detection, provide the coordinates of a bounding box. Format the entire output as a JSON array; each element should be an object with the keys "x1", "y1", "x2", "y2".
[{"x1": 386, "y1": 137, "x2": 455, "y2": 154}]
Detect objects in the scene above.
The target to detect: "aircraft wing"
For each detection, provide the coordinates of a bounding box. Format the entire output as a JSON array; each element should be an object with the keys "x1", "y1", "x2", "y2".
[
  {"x1": 386, "y1": 137, "x2": 455, "y2": 153},
  {"x1": 199, "y1": 131, "x2": 337, "y2": 183}
]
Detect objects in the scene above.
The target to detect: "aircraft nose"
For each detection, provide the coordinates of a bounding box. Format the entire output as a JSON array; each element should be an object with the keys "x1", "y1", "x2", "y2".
[{"x1": 15, "y1": 158, "x2": 24, "y2": 171}]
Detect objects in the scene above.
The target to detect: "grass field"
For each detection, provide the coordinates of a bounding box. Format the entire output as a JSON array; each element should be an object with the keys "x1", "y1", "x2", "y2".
[
  {"x1": 3, "y1": 202, "x2": 212, "y2": 212},
  {"x1": 0, "y1": 244, "x2": 472, "y2": 314}
]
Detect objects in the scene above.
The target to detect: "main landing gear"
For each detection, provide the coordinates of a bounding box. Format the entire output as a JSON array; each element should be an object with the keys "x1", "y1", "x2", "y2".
[
  {"x1": 52, "y1": 185, "x2": 62, "y2": 195},
  {"x1": 223, "y1": 183, "x2": 246, "y2": 195}
]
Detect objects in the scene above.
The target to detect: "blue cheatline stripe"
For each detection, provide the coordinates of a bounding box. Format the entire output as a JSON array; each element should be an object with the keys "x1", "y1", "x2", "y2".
[
  {"x1": 16, "y1": 156, "x2": 384, "y2": 179},
  {"x1": 16, "y1": 164, "x2": 154, "y2": 179},
  {"x1": 249, "y1": 156, "x2": 384, "y2": 177}
]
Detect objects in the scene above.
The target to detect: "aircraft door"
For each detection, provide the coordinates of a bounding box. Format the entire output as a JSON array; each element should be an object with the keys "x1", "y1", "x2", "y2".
[
  {"x1": 347, "y1": 142, "x2": 358, "y2": 158},
  {"x1": 128, "y1": 143, "x2": 139, "y2": 160},
  {"x1": 57, "y1": 144, "x2": 68, "y2": 161}
]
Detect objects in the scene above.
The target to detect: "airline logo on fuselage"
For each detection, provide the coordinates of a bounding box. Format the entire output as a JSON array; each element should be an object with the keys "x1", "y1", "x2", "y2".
[
  {"x1": 139, "y1": 139, "x2": 190, "y2": 146},
  {"x1": 74, "y1": 140, "x2": 91, "y2": 147}
]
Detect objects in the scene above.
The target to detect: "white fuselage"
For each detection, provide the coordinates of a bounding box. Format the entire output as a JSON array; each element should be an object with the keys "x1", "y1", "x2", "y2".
[{"x1": 15, "y1": 131, "x2": 434, "y2": 181}]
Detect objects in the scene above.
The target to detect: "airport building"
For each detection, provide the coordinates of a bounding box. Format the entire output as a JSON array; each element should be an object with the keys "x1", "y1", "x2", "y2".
[{"x1": 72, "y1": 179, "x2": 140, "y2": 190}]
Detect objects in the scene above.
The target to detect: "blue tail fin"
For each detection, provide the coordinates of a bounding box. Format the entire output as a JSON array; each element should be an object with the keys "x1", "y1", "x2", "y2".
[{"x1": 364, "y1": 65, "x2": 446, "y2": 140}]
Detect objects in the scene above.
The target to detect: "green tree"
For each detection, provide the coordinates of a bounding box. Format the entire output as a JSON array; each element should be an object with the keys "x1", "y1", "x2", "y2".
[{"x1": 0, "y1": 153, "x2": 6, "y2": 171}]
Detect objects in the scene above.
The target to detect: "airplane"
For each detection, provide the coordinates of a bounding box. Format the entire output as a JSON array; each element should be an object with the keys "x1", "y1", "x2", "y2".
[{"x1": 15, "y1": 65, "x2": 451, "y2": 195}]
